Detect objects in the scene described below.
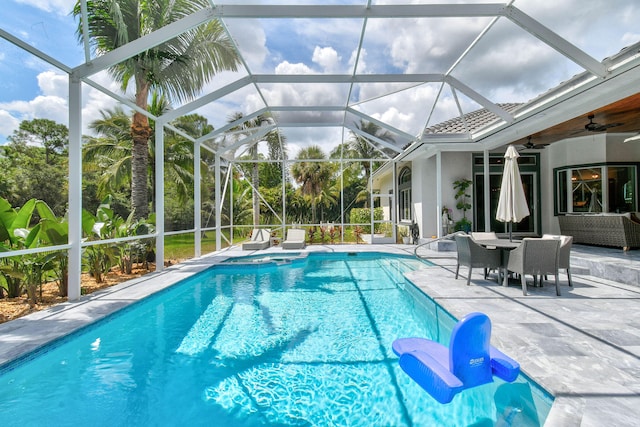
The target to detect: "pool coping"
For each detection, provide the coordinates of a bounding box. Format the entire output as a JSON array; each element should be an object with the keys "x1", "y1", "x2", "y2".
[{"x1": 1, "y1": 244, "x2": 637, "y2": 426}]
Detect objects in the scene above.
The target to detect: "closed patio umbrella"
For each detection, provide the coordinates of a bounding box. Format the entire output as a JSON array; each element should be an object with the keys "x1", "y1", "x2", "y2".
[{"x1": 496, "y1": 145, "x2": 530, "y2": 241}]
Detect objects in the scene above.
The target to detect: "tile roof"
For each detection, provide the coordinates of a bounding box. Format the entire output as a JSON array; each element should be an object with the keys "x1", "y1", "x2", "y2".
[{"x1": 423, "y1": 103, "x2": 523, "y2": 135}]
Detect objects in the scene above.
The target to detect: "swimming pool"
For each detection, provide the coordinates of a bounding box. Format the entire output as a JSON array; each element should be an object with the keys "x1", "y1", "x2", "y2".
[{"x1": 0, "y1": 252, "x2": 552, "y2": 426}]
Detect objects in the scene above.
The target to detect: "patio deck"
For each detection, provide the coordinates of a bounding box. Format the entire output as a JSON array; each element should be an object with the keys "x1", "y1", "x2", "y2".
[
  {"x1": 0, "y1": 243, "x2": 638, "y2": 426},
  {"x1": 406, "y1": 243, "x2": 640, "y2": 427}
]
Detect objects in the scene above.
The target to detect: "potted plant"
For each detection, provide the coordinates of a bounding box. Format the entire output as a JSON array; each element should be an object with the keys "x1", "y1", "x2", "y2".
[
  {"x1": 453, "y1": 178, "x2": 472, "y2": 232},
  {"x1": 398, "y1": 226, "x2": 410, "y2": 244}
]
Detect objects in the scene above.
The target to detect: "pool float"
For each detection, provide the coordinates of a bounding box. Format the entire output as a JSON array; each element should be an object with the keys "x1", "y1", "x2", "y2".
[{"x1": 392, "y1": 312, "x2": 519, "y2": 404}]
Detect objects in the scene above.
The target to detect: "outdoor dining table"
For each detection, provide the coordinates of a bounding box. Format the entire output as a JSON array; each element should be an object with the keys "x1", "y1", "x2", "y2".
[{"x1": 476, "y1": 239, "x2": 521, "y2": 287}]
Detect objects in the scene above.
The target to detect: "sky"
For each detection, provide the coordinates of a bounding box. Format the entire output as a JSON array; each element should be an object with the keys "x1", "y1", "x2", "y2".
[{"x1": 1, "y1": 0, "x2": 640, "y2": 157}]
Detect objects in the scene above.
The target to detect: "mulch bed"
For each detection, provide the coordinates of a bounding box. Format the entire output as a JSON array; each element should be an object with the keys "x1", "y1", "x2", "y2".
[{"x1": 0, "y1": 264, "x2": 158, "y2": 324}]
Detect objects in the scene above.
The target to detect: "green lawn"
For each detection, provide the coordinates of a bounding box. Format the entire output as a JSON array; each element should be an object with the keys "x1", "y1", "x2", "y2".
[{"x1": 164, "y1": 233, "x2": 219, "y2": 260}]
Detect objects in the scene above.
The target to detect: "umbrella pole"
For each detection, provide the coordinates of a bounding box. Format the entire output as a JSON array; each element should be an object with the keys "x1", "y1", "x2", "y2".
[{"x1": 509, "y1": 222, "x2": 513, "y2": 242}]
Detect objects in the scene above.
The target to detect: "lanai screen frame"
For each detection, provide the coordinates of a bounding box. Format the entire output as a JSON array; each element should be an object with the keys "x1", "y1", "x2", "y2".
[{"x1": 2, "y1": 1, "x2": 640, "y2": 300}]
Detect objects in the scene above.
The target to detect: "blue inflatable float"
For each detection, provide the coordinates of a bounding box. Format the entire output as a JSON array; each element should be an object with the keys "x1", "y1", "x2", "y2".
[{"x1": 392, "y1": 312, "x2": 519, "y2": 404}]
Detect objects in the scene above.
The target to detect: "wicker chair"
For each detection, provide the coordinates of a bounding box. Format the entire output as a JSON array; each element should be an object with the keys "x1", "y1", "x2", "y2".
[
  {"x1": 558, "y1": 214, "x2": 640, "y2": 250},
  {"x1": 454, "y1": 234, "x2": 501, "y2": 286},
  {"x1": 470, "y1": 232, "x2": 498, "y2": 240},
  {"x1": 470, "y1": 232, "x2": 499, "y2": 249},
  {"x1": 507, "y1": 238, "x2": 560, "y2": 296},
  {"x1": 542, "y1": 234, "x2": 573, "y2": 287}
]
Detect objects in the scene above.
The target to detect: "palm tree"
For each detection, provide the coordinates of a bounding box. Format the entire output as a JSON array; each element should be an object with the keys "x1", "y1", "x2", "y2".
[
  {"x1": 83, "y1": 106, "x2": 135, "y2": 199},
  {"x1": 290, "y1": 145, "x2": 334, "y2": 224},
  {"x1": 225, "y1": 112, "x2": 286, "y2": 226},
  {"x1": 83, "y1": 102, "x2": 212, "y2": 206},
  {"x1": 74, "y1": 0, "x2": 240, "y2": 219},
  {"x1": 348, "y1": 119, "x2": 395, "y2": 182}
]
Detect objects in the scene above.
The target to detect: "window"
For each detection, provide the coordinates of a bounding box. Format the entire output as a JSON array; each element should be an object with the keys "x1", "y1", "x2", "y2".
[
  {"x1": 398, "y1": 167, "x2": 412, "y2": 221},
  {"x1": 555, "y1": 164, "x2": 638, "y2": 214}
]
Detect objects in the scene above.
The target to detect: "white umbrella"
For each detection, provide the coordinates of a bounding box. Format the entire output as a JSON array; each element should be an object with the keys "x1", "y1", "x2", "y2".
[{"x1": 496, "y1": 145, "x2": 530, "y2": 241}]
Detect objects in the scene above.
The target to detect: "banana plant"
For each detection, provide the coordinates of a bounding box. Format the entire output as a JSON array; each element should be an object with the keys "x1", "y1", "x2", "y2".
[
  {"x1": 0, "y1": 198, "x2": 37, "y2": 298},
  {"x1": 0, "y1": 198, "x2": 68, "y2": 302},
  {"x1": 81, "y1": 197, "x2": 119, "y2": 283},
  {"x1": 33, "y1": 201, "x2": 69, "y2": 297}
]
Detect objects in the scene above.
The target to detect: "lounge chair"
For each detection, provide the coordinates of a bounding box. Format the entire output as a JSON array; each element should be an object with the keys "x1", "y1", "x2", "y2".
[
  {"x1": 506, "y1": 238, "x2": 560, "y2": 296},
  {"x1": 454, "y1": 234, "x2": 501, "y2": 285},
  {"x1": 282, "y1": 228, "x2": 306, "y2": 249},
  {"x1": 241, "y1": 228, "x2": 271, "y2": 250},
  {"x1": 392, "y1": 312, "x2": 520, "y2": 404}
]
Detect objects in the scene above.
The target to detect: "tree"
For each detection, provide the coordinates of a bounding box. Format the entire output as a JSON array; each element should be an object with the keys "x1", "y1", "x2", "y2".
[
  {"x1": 83, "y1": 104, "x2": 214, "y2": 221},
  {"x1": 226, "y1": 112, "x2": 287, "y2": 226},
  {"x1": 74, "y1": 0, "x2": 240, "y2": 219},
  {"x1": 347, "y1": 119, "x2": 395, "y2": 183},
  {"x1": 290, "y1": 145, "x2": 334, "y2": 224},
  {"x1": 2, "y1": 120, "x2": 69, "y2": 216},
  {"x1": 8, "y1": 118, "x2": 68, "y2": 165},
  {"x1": 83, "y1": 106, "x2": 135, "y2": 200}
]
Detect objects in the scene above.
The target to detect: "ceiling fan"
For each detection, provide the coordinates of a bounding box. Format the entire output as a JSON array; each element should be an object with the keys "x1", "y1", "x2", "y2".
[
  {"x1": 581, "y1": 114, "x2": 623, "y2": 132},
  {"x1": 519, "y1": 136, "x2": 548, "y2": 150}
]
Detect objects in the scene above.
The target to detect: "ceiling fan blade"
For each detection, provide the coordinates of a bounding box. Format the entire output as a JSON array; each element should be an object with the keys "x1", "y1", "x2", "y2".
[{"x1": 600, "y1": 122, "x2": 624, "y2": 130}]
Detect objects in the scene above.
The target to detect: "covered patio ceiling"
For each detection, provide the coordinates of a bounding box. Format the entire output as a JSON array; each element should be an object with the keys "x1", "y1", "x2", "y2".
[{"x1": 3, "y1": 1, "x2": 640, "y2": 158}]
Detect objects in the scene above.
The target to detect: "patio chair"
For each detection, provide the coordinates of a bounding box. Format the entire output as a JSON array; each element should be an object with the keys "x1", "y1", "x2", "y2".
[
  {"x1": 471, "y1": 231, "x2": 499, "y2": 249},
  {"x1": 454, "y1": 234, "x2": 502, "y2": 286},
  {"x1": 506, "y1": 238, "x2": 560, "y2": 296},
  {"x1": 542, "y1": 234, "x2": 573, "y2": 287},
  {"x1": 282, "y1": 228, "x2": 306, "y2": 249},
  {"x1": 241, "y1": 228, "x2": 271, "y2": 250},
  {"x1": 470, "y1": 232, "x2": 498, "y2": 240}
]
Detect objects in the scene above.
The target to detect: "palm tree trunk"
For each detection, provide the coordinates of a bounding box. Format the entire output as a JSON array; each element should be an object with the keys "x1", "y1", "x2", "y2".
[
  {"x1": 311, "y1": 199, "x2": 317, "y2": 224},
  {"x1": 131, "y1": 81, "x2": 152, "y2": 220},
  {"x1": 252, "y1": 158, "x2": 260, "y2": 226}
]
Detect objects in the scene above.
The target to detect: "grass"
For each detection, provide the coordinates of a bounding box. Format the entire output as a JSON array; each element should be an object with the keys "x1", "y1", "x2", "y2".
[
  {"x1": 164, "y1": 233, "x2": 219, "y2": 260},
  {"x1": 163, "y1": 227, "x2": 377, "y2": 260}
]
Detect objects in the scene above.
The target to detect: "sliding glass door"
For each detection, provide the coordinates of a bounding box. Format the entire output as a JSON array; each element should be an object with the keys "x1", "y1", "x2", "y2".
[{"x1": 473, "y1": 153, "x2": 540, "y2": 237}]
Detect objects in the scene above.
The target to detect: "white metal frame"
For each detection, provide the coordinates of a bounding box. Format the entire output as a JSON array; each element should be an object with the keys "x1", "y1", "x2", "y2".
[{"x1": 2, "y1": 2, "x2": 640, "y2": 299}]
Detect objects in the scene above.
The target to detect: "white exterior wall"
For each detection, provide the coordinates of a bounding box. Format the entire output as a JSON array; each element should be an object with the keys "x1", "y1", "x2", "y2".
[
  {"x1": 372, "y1": 164, "x2": 397, "y2": 221},
  {"x1": 374, "y1": 169, "x2": 393, "y2": 221},
  {"x1": 374, "y1": 135, "x2": 640, "y2": 242},
  {"x1": 409, "y1": 152, "x2": 472, "y2": 240},
  {"x1": 411, "y1": 157, "x2": 432, "y2": 238},
  {"x1": 542, "y1": 134, "x2": 640, "y2": 234}
]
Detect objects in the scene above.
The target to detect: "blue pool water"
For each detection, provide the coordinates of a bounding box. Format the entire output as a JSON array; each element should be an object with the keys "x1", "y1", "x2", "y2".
[{"x1": 0, "y1": 252, "x2": 552, "y2": 426}]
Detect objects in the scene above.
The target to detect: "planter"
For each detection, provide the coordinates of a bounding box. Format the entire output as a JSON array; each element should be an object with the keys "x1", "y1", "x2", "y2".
[{"x1": 361, "y1": 233, "x2": 394, "y2": 244}]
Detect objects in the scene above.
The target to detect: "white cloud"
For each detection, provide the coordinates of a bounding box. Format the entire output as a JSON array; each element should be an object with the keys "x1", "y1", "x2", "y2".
[
  {"x1": 312, "y1": 47, "x2": 342, "y2": 73},
  {"x1": 350, "y1": 48, "x2": 366, "y2": 73},
  {"x1": 0, "y1": 110, "x2": 21, "y2": 138},
  {"x1": 37, "y1": 70, "x2": 68, "y2": 98},
  {"x1": 14, "y1": 0, "x2": 74, "y2": 15},
  {"x1": 0, "y1": 69, "x2": 124, "y2": 141},
  {"x1": 275, "y1": 61, "x2": 313, "y2": 75},
  {"x1": 225, "y1": 19, "x2": 269, "y2": 73}
]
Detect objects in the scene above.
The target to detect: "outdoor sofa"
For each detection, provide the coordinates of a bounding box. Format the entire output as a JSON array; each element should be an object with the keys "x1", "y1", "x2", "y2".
[{"x1": 558, "y1": 213, "x2": 640, "y2": 250}]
